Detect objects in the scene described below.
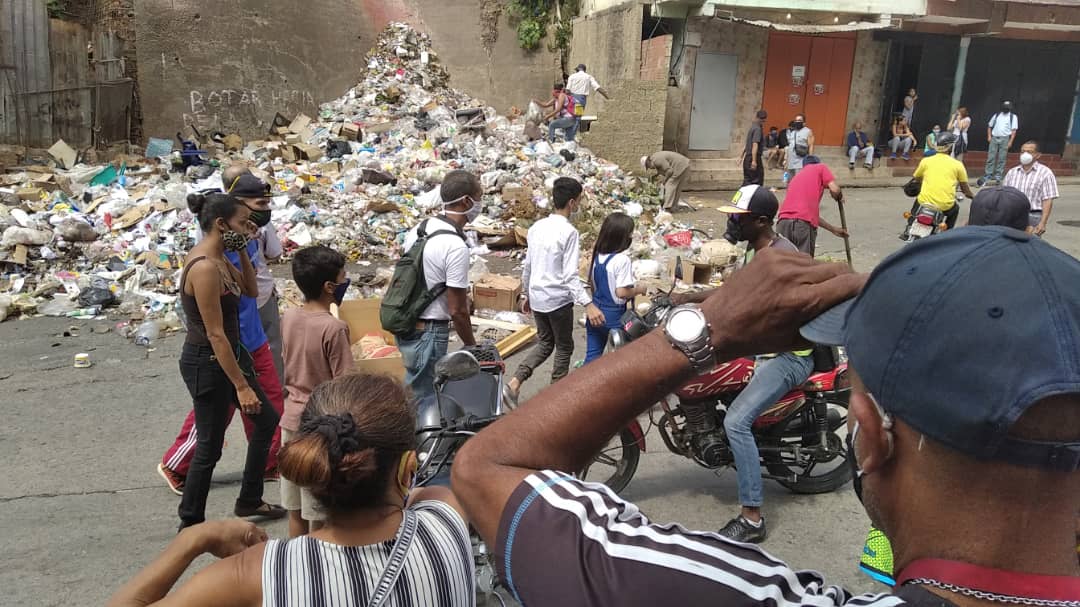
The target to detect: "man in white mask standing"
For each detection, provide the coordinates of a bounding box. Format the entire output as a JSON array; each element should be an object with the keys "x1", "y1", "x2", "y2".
[
  {"x1": 1003, "y1": 140, "x2": 1059, "y2": 236},
  {"x1": 397, "y1": 170, "x2": 479, "y2": 401}
]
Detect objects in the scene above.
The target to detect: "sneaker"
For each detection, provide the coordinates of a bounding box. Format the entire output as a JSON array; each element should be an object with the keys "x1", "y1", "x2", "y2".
[
  {"x1": 718, "y1": 515, "x2": 768, "y2": 543},
  {"x1": 264, "y1": 467, "x2": 280, "y2": 482},
  {"x1": 901, "y1": 154, "x2": 910, "y2": 161},
  {"x1": 976, "y1": 177, "x2": 987, "y2": 187},
  {"x1": 157, "y1": 463, "x2": 185, "y2": 496},
  {"x1": 849, "y1": 162, "x2": 855, "y2": 170},
  {"x1": 889, "y1": 153, "x2": 897, "y2": 160},
  {"x1": 234, "y1": 501, "x2": 288, "y2": 520}
]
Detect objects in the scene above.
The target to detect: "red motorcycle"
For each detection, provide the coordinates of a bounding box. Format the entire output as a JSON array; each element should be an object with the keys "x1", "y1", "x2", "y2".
[{"x1": 581, "y1": 292, "x2": 852, "y2": 496}]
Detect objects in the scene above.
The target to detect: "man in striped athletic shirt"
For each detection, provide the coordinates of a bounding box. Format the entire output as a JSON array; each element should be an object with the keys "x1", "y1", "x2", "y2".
[{"x1": 454, "y1": 228, "x2": 1080, "y2": 606}]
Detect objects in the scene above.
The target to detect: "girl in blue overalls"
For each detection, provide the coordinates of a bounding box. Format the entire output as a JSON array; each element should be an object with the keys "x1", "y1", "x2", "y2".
[{"x1": 586, "y1": 213, "x2": 647, "y2": 363}]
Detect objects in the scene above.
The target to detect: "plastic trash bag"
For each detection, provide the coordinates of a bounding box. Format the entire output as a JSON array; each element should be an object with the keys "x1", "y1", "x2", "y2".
[{"x1": 78, "y1": 287, "x2": 118, "y2": 308}]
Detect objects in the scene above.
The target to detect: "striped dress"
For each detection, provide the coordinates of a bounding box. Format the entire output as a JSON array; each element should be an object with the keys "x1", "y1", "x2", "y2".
[{"x1": 261, "y1": 501, "x2": 475, "y2": 607}]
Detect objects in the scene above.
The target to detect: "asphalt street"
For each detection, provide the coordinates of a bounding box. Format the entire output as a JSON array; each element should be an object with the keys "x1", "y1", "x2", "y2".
[{"x1": 3, "y1": 185, "x2": 1078, "y2": 605}]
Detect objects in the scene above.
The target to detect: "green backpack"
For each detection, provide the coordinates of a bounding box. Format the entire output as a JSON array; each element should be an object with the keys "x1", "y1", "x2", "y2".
[{"x1": 380, "y1": 219, "x2": 465, "y2": 336}]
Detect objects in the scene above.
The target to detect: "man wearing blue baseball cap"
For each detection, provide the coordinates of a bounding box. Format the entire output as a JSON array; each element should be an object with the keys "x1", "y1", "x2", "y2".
[{"x1": 451, "y1": 227, "x2": 1079, "y2": 606}]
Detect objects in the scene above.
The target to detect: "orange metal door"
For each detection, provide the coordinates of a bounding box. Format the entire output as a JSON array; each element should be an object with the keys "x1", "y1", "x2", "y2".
[
  {"x1": 761, "y1": 34, "x2": 812, "y2": 137},
  {"x1": 762, "y1": 32, "x2": 856, "y2": 147}
]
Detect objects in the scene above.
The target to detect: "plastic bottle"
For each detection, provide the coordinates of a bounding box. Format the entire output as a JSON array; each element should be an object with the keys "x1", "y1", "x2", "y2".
[
  {"x1": 134, "y1": 320, "x2": 161, "y2": 346},
  {"x1": 782, "y1": 171, "x2": 791, "y2": 186}
]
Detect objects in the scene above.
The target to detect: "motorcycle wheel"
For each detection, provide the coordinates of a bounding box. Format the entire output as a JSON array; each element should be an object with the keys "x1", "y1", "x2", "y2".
[
  {"x1": 579, "y1": 427, "x2": 641, "y2": 494},
  {"x1": 765, "y1": 397, "x2": 851, "y2": 495}
]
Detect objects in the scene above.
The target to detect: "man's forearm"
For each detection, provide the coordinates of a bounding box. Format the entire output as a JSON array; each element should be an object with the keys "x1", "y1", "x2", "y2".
[
  {"x1": 472, "y1": 331, "x2": 689, "y2": 471},
  {"x1": 453, "y1": 311, "x2": 476, "y2": 346},
  {"x1": 1040, "y1": 199, "x2": 1054, "y2": 226},
  {"x1": 107, "y1": 530, "x2": 205, "y2": 606}
]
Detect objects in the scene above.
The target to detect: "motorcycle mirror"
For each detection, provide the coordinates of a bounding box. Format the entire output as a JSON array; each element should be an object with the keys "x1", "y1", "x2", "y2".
[{"x1": 434, "y1": 350, "x2": 481, "y2": 384}]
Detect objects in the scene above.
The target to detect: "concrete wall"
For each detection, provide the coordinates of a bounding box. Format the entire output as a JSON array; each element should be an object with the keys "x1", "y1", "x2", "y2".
[
  {"x1": 569, "y1": 4, "x2": 645, "y2": 119},
  {"x1": 670, "y1": 18, "x2": 769, "y2": 157},
  {"x1": 843, "y1": 31, "x2": 888, "y2": 140},
  {"x1": 136, "y1": 0, "x2": 559, "y2": 139},
  {"x1": 579, "y1": 79, "x2": 668, "y2": 174},
  {"x1": 570, "y1": 4, "x2": 668, "y2": 174}
]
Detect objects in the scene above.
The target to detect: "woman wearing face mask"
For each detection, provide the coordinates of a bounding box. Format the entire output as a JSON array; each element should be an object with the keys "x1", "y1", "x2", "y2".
[
  {"x1": 108, "y1": 374, "x2": 475, "y2": 607},
  {"x1": 177, "y1": 192, "x2": 283, "y2": 530},
  {"x1": 948, "y1": 107, "x2": 971, "y2": 161}
]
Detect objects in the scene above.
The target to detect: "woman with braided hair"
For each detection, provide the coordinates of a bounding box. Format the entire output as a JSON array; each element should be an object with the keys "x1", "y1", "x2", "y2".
[{"x1": 109, "y1": 374, "x2": 476, "y2": 606}]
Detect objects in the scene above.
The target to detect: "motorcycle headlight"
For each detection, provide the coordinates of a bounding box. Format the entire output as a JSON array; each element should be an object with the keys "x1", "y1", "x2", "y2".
[{"x1": 607, "y1": 330, "x2": 627, "y2": 352}]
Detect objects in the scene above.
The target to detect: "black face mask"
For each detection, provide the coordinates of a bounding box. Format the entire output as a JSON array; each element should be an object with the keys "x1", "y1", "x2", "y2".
[
  {"x1": 248, "y1": 209, "x2": 272, "y2": 228},
  {"x1": 793, "y1": 121, "x2": 805, "y2": 130},
  {"x1": 723, "y1": 215, "x2": 743, "y2": 244},
  {"x1": 1001, "y1": 106, "x2": 1011, "y2": 113}
]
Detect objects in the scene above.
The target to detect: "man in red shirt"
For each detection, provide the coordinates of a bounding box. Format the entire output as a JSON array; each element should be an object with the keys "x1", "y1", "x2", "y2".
[{"x1": 776, "y1": 156, "x2": 848, "y2": 256}]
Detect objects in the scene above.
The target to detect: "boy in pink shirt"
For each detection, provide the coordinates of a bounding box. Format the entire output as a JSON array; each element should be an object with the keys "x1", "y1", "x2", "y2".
[{"x1": 280, "y1": 245, "x2": 354, "y2": 537}]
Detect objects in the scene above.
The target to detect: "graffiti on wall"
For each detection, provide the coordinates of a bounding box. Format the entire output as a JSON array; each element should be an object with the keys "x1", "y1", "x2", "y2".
[{"x1": 182, "y1": 88, "x2": 316, "y2": 132}]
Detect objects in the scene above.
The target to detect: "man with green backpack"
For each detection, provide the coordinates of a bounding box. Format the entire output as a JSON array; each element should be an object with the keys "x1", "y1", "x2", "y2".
[{"x1": 381, "y1": 170, "x2": 479, "y2": 401}]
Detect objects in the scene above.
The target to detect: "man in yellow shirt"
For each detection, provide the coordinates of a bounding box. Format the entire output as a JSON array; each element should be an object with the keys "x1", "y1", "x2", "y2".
[{"x1": 909, "y1": 132, "x2": 974, "y2": 231}]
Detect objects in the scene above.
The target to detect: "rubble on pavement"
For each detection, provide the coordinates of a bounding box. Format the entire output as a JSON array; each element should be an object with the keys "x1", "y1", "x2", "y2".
[{"x1": 0, "y1": 23, "x2": 720, "y2": 327}]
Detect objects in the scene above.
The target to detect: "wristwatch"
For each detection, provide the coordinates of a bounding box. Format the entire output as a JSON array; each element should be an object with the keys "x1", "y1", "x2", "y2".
[{"x1": 662, "y1": 305, "x2": 716, "y2": 374}]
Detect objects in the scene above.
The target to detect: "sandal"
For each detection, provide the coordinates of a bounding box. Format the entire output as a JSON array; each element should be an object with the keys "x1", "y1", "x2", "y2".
[{"x1": 234, "y1": 501, "x2": 287, "y2": 520}]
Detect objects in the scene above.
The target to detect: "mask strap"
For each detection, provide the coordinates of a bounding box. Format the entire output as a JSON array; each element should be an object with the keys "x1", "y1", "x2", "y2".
[{"x1": 442, "y1": 194, "x2": 475, "y2": 215}]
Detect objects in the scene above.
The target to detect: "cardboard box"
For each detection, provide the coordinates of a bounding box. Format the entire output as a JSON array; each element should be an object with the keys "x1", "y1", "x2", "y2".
[
  {"x1": 288, "y1": 113, "x2": 312, "y2": 134},
  {"x1": 337, "y1": 298, "x2": 405, "y2": 381},
  {"x1": 473, "y1": 273, "x2": 522, "y2": 312},
  {"x1": 687, "y1": 261, "x2": 714, "y2": 285},
  {"x1": 295, "y1": 143, "x2": 324, "y2": 161},
  {"x1": 341, "y1": 122, "x2": 361, "y2": 141},
  {"x1": 501, "y1": 184, "x2": 531, "y2": 203}
]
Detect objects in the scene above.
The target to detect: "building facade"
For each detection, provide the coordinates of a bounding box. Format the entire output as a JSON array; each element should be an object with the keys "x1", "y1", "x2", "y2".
[{"x1": 571, "y1": 0, "x2": 1080, "y2": 185}]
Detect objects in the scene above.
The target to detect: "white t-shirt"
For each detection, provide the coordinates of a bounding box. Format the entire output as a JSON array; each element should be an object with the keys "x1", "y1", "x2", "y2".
[
  {"x1": 402, "y1": 217, "x2": 469, "y2": 321},
  {"x1": 595, "y1": 253, "x2": 634, "y2": 306},
  {"x1": 566, "y1": 71, "x2": 601, "y2": 97}
]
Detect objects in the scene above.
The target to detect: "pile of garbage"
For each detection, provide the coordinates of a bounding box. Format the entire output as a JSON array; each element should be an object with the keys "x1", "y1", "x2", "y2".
[{"x1": 0, "y1": 22, "x2": 716, "y2": 327}]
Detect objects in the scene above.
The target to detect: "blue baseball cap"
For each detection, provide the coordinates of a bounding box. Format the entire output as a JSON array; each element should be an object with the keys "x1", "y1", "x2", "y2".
[{"x1": 801, "y1": 226, "x2": 1080, "y2": 472}]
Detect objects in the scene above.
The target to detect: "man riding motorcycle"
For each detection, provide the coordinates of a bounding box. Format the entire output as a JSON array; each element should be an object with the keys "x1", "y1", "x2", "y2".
[
  {"x1": 675, "y1": 185, "x2": 815, "y2": 543},
  {"x1": 903, "y1": 132, "x2": 974, "y2": 238}
]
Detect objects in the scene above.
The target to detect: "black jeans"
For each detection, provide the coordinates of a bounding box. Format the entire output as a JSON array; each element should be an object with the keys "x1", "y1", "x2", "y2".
[
  {"x1": 177, "y1": 342, "x2": 278, "y2": 528},
  {"x1": 514, "y1": 303, "x2": 575, "y2": 384},
  {"x1": 742, "y1": 154, "x2": 764, "y2": 186}
]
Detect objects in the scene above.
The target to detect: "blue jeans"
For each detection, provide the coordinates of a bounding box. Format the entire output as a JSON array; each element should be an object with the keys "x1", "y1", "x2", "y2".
[
  {"x1": 584, "y1": 305, "x2": 625, "y2": 363},
  {"x1": 723, "y1": 353, "x2": 814, "y2": 508},
  {"x1": 549, "y1": 116, "x2": 578, "y2": 142},
  {"x1": 397, "y1": 323, "x2": 450, "y2": 403},
  {"x1": 570, "y1": 94, "x2": 587, "y2": 128}
]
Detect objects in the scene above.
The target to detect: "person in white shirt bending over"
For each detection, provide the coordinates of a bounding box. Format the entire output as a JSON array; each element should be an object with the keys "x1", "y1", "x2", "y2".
[{"x1": 506, "y1": 177, "x2": 604, "y2": 402}]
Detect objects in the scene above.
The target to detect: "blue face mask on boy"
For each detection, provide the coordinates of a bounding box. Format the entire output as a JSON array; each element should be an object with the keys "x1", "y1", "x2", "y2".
[{"x1": 332, "y1": 279, "x2": 351, "y2": 305}]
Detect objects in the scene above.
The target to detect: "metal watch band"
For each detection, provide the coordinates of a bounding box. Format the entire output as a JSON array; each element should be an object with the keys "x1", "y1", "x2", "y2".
[{"x1": 663, "y1": 305, "x2": 716, "y2": 374}]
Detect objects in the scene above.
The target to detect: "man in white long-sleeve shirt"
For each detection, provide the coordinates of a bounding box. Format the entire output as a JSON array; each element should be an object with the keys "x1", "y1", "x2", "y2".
[{"x1": 507, "y1": 178, "x2": 603, "y2": 401}]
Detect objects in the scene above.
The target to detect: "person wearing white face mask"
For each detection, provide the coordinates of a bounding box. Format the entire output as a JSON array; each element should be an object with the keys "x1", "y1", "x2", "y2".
[
  {"x1": 506, "y1": 177, "x2": 602, "y2": 402},
  {"x1": 397, "y1": 170, "x2": 479, "y2": 402},
  {"x1": 1003, "y1": 140, "x2": 1059, "y2": 236}
]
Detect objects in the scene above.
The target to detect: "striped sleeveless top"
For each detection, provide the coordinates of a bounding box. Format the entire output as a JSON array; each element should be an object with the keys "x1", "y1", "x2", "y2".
[{"x1": 261, "y1": 501, "x2": 475, "y2": 606}]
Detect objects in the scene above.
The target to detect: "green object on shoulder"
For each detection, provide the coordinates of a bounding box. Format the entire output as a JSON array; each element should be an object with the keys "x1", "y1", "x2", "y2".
[{"x1": 859, "y1": 527, "x2": 896, "y2": 587}]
